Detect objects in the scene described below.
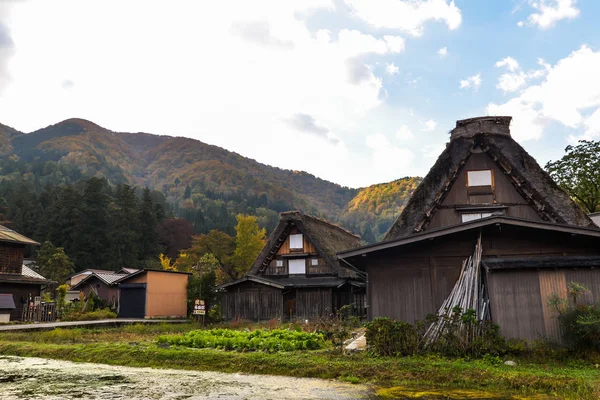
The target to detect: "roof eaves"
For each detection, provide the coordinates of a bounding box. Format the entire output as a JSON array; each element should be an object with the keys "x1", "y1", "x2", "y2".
[{"x1": 339, "y1": 216, "x2": 600, "y2": 259}]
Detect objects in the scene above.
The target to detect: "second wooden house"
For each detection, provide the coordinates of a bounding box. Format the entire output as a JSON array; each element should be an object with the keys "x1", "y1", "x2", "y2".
[{"x1": 220, "y1": 211, "x2": 364, "y2": 321}]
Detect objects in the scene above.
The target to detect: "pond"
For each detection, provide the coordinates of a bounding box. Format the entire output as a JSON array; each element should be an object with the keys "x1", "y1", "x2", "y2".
[{"x1": 0, "y1": 356, "x2": 373, "y2": 399}]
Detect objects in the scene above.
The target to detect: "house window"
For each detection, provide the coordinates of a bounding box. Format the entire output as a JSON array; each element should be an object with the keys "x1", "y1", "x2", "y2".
[
  {"x1": 461, "y1": 213, "x2": 493, "y2": 223},
  {"x1": 467, "y1": 170, "x2": 492, "y2": 186},
  {"x1": 276, "y1": 260, "x2": 283, "y2": 267},
  {"x1": 289, "y1": 234, "x2": 303, "y2": 250},
  {"x1": 288, "y1": 259, "x2": 306, "y2": 274},
  {"x1": 311, "y1": 258, "x2": 319, "y2": 266}
]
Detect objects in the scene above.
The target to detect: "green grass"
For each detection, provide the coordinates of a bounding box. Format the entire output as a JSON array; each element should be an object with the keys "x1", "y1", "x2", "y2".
[{"x1": 0, "y1": 324, "x2": 599, "y2": 400}]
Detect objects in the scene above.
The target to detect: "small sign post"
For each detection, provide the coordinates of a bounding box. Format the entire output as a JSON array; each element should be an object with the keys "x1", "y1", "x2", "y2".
[{"x1": 193, "y1": 298, "x2": 205, "y2": 325}]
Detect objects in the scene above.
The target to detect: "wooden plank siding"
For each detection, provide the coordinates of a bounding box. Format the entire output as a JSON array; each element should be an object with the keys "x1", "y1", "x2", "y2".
[
  {"x1": 0, "y1": 244, "x2": 24, "y2": 274},
  {"x1": 487, "y1": 270, "x2": 546, "y2": 341},
  {"x1": 488, "y1": 267, "x2": 600, "y2": 341},
  {"x1": 276, "y1": 231, "x2": 317, "y2": 255},
  {"x1": 296, "y1": 288, "x2": 332, "y2": 320},
  {"x1": 362, "y1": 225, "x2": 600, "y2": 341},
  {"x1": 264, "y1": 257, "x2": 331, "y2": 276}
]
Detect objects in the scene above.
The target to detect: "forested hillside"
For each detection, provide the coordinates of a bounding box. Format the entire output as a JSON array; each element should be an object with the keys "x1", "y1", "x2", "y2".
[{"x1": 0, "y1": 119, "x2": 420, "y2": 258}]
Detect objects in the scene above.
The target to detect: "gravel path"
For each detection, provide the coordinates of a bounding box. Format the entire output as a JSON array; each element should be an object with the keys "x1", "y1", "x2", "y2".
[{"x1": 0, "y1": 356, "x2": 374, "y2": 399}]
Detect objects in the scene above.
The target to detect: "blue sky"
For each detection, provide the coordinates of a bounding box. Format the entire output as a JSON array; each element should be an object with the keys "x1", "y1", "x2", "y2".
[{"x1": 0, "y1": 0, "x2": 598, "y2": 188}]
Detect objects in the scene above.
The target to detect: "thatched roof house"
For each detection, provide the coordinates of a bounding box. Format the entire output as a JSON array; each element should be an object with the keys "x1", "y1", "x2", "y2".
[
  {"x1": 339, "y1": 116, "x2": 600, "y2": 342},
  {"x1": 385, "y1": 116, "x2": 594, "y2": 240},
  {"x1": 220, "y1": 211, "x2": 364, "y2": 321}
]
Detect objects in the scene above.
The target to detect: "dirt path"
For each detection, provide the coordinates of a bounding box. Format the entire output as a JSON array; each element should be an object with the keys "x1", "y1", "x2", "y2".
[{"x1": 0, "y1": 356, "x2": 374, "y2": 399}]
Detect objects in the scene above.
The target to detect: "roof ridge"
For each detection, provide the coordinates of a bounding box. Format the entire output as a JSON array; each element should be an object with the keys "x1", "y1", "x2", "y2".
[{"x1": 279, "y1": 210, "x2": 360, "y2": 239}]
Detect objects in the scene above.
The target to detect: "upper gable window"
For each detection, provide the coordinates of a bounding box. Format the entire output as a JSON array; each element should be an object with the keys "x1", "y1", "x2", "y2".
[
  {"x1": 461, "y1": 212, "x2": 493, "y2": 223},
  {"x1": 467, "y1": 170, "x2": 492, "y2": 187},
  {"x1": 289, "y1": 234, "x2": 303, "y2": 250}
]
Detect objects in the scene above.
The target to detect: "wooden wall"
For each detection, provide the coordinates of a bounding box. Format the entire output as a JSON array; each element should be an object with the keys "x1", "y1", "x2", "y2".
[
  {"x1": 364, "y1": 224, "x2": 600, "y2": 338},
  {"x1": 77, "y1": 278, "x2": 120, "y2": 308},
  {"x1": 221, "y1": 283, "x2": 365, "y2": 321},
  {"x1": 221, "y1": 281, "x2": 283, "y2": 321},
  {"x1": 427, "y1": 152, "x2": 542, "y2": 230},
  {"x1": 146, "y1": 271, "x2": 188, "y2": 318},
  {"x1": 0, "y1": 283, "x2": 41, "y2": 321},
  {"x1": 276, "y1": 228, "x2": 317, "y2": 255},
  {"x1": 0, "y1": 243, "x2": 24, "y2": 275},
  {"x1": 488, "y1": 268, "x2": 600, "y2": 341},
  {"x1": 264, "y1": 257, "x2": 331, "y2": 276}
]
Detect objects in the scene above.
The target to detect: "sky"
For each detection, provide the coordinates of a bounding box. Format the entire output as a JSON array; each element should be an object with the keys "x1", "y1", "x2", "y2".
[{"x1": 1, "y1": 0, "x2": 600, "y2": 188}]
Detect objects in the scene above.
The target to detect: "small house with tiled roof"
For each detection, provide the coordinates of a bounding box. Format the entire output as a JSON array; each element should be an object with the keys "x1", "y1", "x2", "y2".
[{"x1": 219, "y1": 211, "x2": 364, "y2": 321}]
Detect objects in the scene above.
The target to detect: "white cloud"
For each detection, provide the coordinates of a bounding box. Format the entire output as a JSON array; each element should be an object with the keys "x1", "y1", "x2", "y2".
[
  {"x1": 366, "y1": 133, "x2": 415, "y2": 180},
  {"x1": 495, "y1": 57, "x2": 550, "y2": 93},
  {"x1": 525, "y1": 0, "x2": 580, "y2": 29},
  {"x1": 384, "y1": 35, "x2": 405, "y2": 53},
  {"x1": 396, "y1": 125, "x2": 414, "y2": 140},
  {"x1": 385, "y1": 62, "x2": 399, "y2": 75},
  {"x1": 422, "y1": 119, "x2": 437, "y2": 131},
  {"x1": 487, "y1": 98, "x2": 545, "y2": 141},
  {"x1": 496, "y1": 56, "x2": 520, "y2": 72},
  {"x1": 0, "y1": 0, "x2": 427, "y2": 188},
  {"x1": 459, "y1": 73, "x2": 482, "y2": 90},
  {"x1": 344, "y1": 0, "x2": 462, "y2": 36},
  {"x1": 437, "y1": 47, "x2": 447, "y2": 57},
  {"x1": 517, "y1": 21, "x2": 525, "y2": 27},
  {"x1": 488, "y1": 45, "x2": 600, "y2": 142}
]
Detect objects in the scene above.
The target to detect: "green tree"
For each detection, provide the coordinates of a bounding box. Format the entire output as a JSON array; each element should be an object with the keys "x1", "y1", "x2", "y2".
[
  {"x1": 190, "y1": 230, "x2": 236, "y2": 282},
  {"x1": 109, "y1": 184, "x2": 140, "y2": 269},
  {"x1": 231, "y1": 214, "x2": 266, "y2": 278},
  {"x1": 35, "y1": 241, "x2": 75, "y2": 283},
  {"x1": 73, "y1": 177, "x2": 111, "y2": 269},
  {"x1": 138, "y1": 187, "x2": 160, "y2": 261},
  {"x1": 546, "y1": 140, "x2": 600, "y2": 213}
]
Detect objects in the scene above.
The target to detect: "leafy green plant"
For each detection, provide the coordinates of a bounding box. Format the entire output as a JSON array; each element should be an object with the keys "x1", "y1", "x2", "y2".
[{"x1": 158, "y1": 328, "x2": 326, "y2": 352}]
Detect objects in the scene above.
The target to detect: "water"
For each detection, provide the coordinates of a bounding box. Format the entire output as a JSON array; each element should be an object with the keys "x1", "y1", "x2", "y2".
[{"x1": 0, "y1": 356, "x2": 372, "y2": 399}]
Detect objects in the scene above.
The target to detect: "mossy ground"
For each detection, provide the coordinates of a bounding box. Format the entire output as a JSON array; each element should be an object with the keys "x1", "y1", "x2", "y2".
[{"x1": 0, "y1": 323, "x2": 598, "y2": 400}]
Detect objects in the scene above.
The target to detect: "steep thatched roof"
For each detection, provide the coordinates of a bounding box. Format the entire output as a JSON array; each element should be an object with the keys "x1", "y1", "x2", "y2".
[
  {"x1": 385, "y1": 116, "x2": 595, "y2": 240},
  {"x1": 249, "y1": 211, "x2": 361, "y2": 277}
]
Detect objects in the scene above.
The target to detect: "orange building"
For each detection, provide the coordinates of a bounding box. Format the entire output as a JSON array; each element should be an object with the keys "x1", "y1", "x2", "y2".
[{"x1": 116, "y1": 269, "x2": 190, "y2": 318}]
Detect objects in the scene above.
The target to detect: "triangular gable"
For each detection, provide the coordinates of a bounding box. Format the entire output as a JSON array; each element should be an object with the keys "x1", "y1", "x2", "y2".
[
  {"x1": 385, "y1": 117, "x2": 595, "y2": 240},
  {"x1": 249, "y1": 211, "x2": 361, "y2": 277}
]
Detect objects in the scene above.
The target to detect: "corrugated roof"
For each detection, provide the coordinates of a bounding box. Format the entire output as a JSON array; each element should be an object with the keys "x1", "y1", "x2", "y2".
[
  {"x1": 21, "y1": 264, "x2": 47, "y2": 280},
  {"x1": 0, "y1": 294, "x2": 16, "y2": 309},
  {"x1": 95, "y1": 272, "x2": 127, "y2": 284},
  {"x1": 0, "y1": 225, "x2": 39, "y2": 246},
  {"x1": 118, "y1": 268, "x2": 139, "y2": 274},
  {"x1": 70, "y1": 272, "x2": 128, "y2": 289}
]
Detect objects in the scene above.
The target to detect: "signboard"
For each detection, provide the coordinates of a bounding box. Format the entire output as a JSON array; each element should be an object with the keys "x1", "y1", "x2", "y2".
[{"x1": 193, "y1": 299, "x2": 206, "y2": 315}]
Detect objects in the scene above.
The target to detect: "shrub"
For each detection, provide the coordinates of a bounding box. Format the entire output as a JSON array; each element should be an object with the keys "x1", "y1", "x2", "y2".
[
  {"x1": 158, "y1": 328, "x2": 326, "y2": 352},
  {"x1": 559, "y1": 304, "x2": 600, "y2": 352},
  {"x1": 364, "y1": 318, "x2": 421, "y2": 356},
  {"x1": 315, "y1": 305, "x2": 361, "y2": 353},
  {"x1": 425, "y1": 307, "x2": 507, "y2": 358},
  {"x1": 61, "y1": 308, "x2": 117, "y2": 322}
]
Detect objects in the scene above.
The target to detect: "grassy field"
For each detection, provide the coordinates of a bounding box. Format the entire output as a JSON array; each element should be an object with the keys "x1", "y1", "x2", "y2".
[{"x1": 0, "y1": 323, "x2": 599, "y2": 399}]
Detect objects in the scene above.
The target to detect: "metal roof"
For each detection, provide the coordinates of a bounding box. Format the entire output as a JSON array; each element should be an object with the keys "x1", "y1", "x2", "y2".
[
  {"x1": 21, "y1": 264, "x2": 47, "y2": 280},
  {"x1": 0, "y1": 294, "x2": 16, "y2": 309},
  {"x1": 0, "y1": 225, "x2": 39, "y2": 246}
]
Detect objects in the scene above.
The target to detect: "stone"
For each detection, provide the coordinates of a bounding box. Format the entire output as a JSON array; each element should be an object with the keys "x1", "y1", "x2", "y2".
[{"x1": 504, "y1": 360, "x2": 517, "y2": 366}]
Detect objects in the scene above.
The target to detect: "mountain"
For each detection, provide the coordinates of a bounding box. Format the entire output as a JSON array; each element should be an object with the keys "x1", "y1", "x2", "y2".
[{"x1": 1, "y1": 118, "x2": 419, "y2": 242}]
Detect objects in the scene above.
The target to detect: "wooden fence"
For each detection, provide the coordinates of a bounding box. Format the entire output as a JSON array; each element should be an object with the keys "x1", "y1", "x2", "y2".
[{"x1": 21, "y1": 301, "x2": 57, "y2": 322}]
